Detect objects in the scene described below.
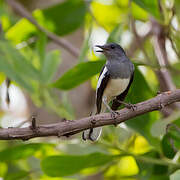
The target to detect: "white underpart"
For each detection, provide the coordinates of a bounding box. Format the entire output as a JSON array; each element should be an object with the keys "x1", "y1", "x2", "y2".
[
  {"x1": 103, "y1": 78, "x2": 130, "y2": 102},
  {"x1": 99, "y1": 78, "x2": 130, "y2": 114},
  {"x1": 96, "y1": 66, "x2": 108, "y2": 90}
]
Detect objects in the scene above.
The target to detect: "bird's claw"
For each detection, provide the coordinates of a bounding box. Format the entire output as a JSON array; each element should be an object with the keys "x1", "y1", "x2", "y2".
[
  {"x1": 110, "y1": 111, "x2": 120, "y2": 126},
  {"x1": 126, "y1": 103, "x2": 137, "y2": 111}
]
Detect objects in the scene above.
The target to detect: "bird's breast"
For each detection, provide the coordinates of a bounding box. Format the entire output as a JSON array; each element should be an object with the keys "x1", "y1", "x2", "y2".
[{"x1": 103, "y1": 78, "x2": 130, "y2": 100}]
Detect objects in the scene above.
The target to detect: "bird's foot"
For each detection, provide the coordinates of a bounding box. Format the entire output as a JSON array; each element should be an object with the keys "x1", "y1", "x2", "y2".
[
  {"x1": 124, "y1": 103, "x2": 137, "y2": 111},
  {"x1": 110, "y1": 111, "x2": 120, "y2": 126},
  {"x1": 116, "y1": 100, "x2": 136, "y2": 111}
]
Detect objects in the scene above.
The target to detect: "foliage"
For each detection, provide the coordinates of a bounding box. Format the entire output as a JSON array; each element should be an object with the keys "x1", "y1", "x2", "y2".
[{"x1": 0, "y1": 0, "x2": 180, "y2": 179}]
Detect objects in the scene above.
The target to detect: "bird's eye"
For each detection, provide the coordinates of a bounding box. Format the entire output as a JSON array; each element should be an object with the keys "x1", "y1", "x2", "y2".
[{"x1": 111, "y1": 45, "x2": 115, "y2": 49}]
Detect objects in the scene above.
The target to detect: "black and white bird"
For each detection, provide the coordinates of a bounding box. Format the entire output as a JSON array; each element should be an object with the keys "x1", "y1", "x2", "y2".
[{"x1": 82, "y1": 43, "x2": 134, "y2": 141}]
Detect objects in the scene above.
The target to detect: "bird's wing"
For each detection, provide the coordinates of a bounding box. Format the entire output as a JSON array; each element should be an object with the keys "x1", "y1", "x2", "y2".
[
  {"x1": 96, "y1": 66, "x2": 110, "y2": 114},
  {"x1": 111, "y1": 72, "x2": 134, "y2": 111}
]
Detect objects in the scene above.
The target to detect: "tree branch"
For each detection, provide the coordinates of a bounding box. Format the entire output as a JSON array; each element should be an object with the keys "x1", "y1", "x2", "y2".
[
  {"x1": 0, "y1": 89, "x2": 180, "y2": 141},
  {"x1": 151, "y1": 18, "x2": 175, "y2": 91},
  {"x1": 6, "y1": 0, "x2": 80, "y2": 58}
]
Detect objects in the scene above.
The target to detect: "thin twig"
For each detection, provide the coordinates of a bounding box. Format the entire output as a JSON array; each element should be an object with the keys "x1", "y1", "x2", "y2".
[
  {"x1": 0, "y1": 90, "x2": 180, "y2": 140},
  {"x1": 6, "y1": 0, "x2": 80, "y2": 58},
  {"x1": 5, "y1": 78, "x2": 11, "y2": 106}
]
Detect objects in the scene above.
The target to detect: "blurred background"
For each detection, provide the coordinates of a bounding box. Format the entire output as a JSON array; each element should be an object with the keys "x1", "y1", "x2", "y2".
[{"x1": 0, "y1": 0, "x2": 180, "y2": 179}]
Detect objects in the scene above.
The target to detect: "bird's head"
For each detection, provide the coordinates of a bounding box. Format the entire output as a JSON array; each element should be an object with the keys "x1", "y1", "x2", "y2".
[{"x1": 96, "y1": 43, "x2": 126, "y2": 60}]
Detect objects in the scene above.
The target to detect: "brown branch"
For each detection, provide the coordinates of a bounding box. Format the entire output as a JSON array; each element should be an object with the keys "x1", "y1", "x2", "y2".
[
  {"x1": 150, "y1": 18, "x2": 180, "y2": 112},
  {"x1": 151, "y1": 18, "x2": 175, "y2": 91},
  {"x1": 6, "y1": 0, "x2": 80, "y2": 58},
  {"x1": 0, "y1": 90, "x2": 180, "y2": 140}
]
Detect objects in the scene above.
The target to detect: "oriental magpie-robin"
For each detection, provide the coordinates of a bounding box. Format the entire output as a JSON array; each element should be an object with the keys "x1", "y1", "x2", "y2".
[{"x1": 82, "y1": 43, "x2": 134, "y2": 141}]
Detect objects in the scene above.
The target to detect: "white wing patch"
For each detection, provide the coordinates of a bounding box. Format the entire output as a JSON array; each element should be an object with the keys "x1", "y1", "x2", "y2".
[{"x1": 96, "y1": 66, "x2": 108, "y2": 90}]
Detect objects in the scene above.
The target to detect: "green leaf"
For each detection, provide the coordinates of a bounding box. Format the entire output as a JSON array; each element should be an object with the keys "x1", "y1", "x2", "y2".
[
  {"x1": 0, "y1": 41, "x2": 40, "y2": 81},
  {"x1": 174, "y1": 0, "x2": 180, "y2": 21},
  {"x1": 36, "y1": 32, "x2": 47, "y2": 64},
  {"x1": 6, "y1": 0, "x2": 86, "y2": 43},
  {"x1": 5, "y1": 18, "x2": 37, "y2": 44},
  {"x1": 131, "y1": 2, "x2": 148, "y2": 21},
  {"x1": 170, "y1": 170, "x2": 180, "y2": 180},
  {"x1": 161, "y1": 122, "x2": 180, "y2": 153},
  {"x1": 125, "y1": 67, "x2": 160, "y2": 146},
  {"x1": 136, "y1": 151, "x2": 168, "y2": 180},
  {"x1": 91, "y1": 1, "x2": 123, "y2": 31},
  {"x1": 149, "y1": 175, "x2": 169, "y2": 180},
  {"x1": 161, "y1": 134, "x2": 176, "y2": 159},
  {"x1": 52, "y1": 60, "x2": 105, "y2": 90},
  {"x1": 40, "y1": 0, "x2": 86, "y2": 36},
  {"x1": 0, "y1": 143, "x2": 53, "y2": 162},
  {"x1": 41, "y1": 152, "x2": 114, "y2": 177},
  {"x1": 0, "y1": 40, "x2": 43, "y2": 92},
  {"x1": 5, "y1": 170, "x2": 29, "y2": 180},
  {"x1": 0, "y1": 162, "x2": 7, "y2": 177},
  {"x1": 132, "y1": 0, "x2": 162, "y2": 20},
  {"x1": 107, "y1": 24, "x2": 123, "y2": 43},
  {"x1": 0, "y1": 53, "x2": 34, "y2": 92},
  {"x1": 116, "y1": 0, "x2": 148, "y2": 21},
  {"x1": 41, "y1": 50, "x2": 61, "y2": 83}
]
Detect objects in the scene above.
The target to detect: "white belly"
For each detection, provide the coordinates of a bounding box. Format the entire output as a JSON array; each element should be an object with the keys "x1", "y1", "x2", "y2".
[{"x1": 103, "y1": 78, "x2": 130, "y2": 101}]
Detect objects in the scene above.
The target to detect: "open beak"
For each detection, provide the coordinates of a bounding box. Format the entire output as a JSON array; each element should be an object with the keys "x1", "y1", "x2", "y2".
[{"x1": 95, "y1": 45, "x2": 109, "y2": 53}]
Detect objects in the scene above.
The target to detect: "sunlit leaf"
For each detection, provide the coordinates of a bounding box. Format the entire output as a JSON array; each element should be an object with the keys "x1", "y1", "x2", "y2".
[
  {"x1": 6, "y1": 0, "x2": 86, "y2": 43},
  {"x1": 1, "y1": 15, "x2": 11, "y2": 31},
  {"x1": 0, "y1": 162, "x2": 7, "y2": 177},
  {"x1": 91, "y1": 1, "x2": 122, "y2": 31},
  {"x1": 6, "y1": 18, "x2": 37, "y2": 44},
  {"x1": 116, "y1": 0, "x2": 148, "y2": 21},
  {"x1": 131, "y1": 2, "x2": 148, "y2": 21},
  {"x1": 130, "y1": 136, "x2": 151, "y2": 154},
  {"x1": 105, "y1": 156, "x2": 139, "y2": 179},
  {"x1": 36, "y1": 32, "x2": 47, "y2": 64},
  {"x1": 41, "y1": 50, "x2": 61, "y2": 83},
  {"x1": 132, "y1": 0, "x2": 161, "y2": 20},
  {"x1": 41, "y1": 152, "x2": 114, "y2": 177},
  {"x1": 0, "y1": 143, "x2": 53, "y2": 162},
  {"x1": 52, "y1": 60, "x2": 105, "y2": 90},
  {"x1": 0, "y1": 54, "x2": 34, "y2": 92},
  {"x1": 0, "y1": 40, "x2": 42, "y2": 91},
  {"x1": 0, "y1": 40, "x2": 40, "y2": 81}
]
